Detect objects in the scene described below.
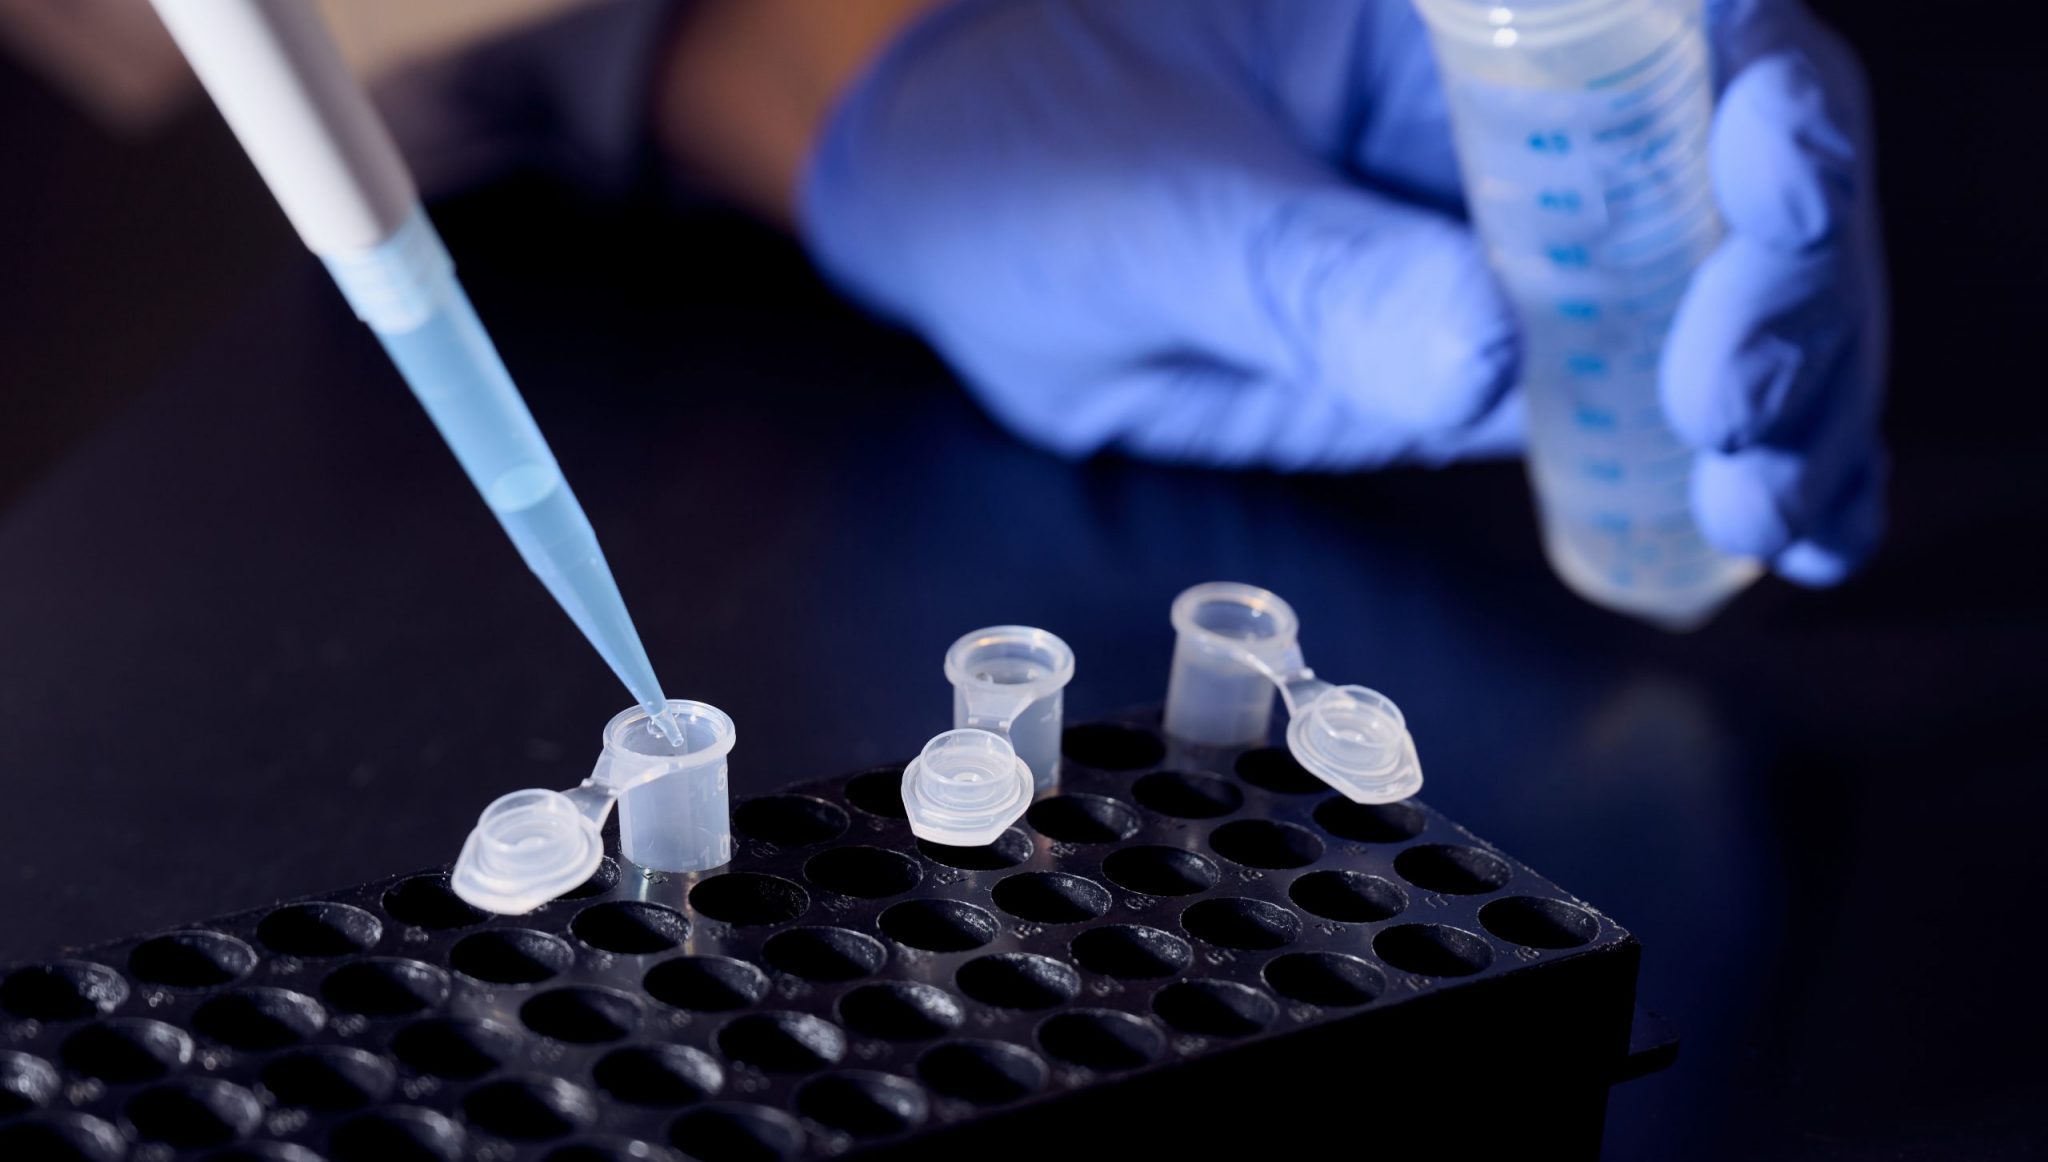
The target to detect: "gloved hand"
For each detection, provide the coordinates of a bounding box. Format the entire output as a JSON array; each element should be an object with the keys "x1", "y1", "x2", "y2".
[{"x1": 802, "y1": 0, "x2": 1887, "y2": 584}]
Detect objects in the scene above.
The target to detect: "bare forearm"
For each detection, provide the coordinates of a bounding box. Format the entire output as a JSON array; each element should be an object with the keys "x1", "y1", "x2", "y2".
[{"x1": 654, "y1": 0, "x2": 945, "y2": 225}]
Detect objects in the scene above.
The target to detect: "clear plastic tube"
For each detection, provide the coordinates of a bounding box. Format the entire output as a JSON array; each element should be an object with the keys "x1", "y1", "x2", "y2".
[
  {"x1": 944, "y1": 626, "x2": 1075, "y2": 793},
  {"x1": 1412, "y1": 0, "x2": 1761, "y2": 629}
]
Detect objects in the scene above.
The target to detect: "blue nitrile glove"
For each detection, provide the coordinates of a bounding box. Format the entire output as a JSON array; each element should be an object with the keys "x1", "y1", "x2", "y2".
[{"x1": 802, "y1": 0, "x2": 1887, "y2": 584}]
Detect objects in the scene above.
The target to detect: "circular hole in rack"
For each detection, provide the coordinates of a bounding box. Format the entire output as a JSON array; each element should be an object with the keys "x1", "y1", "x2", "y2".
[
  {"x1": 1480, "y1": 896, "x2": 1600, "y2": 949},
  {"x1": 256, "y1": 902, "x2": 382, "y2": 958},
  {"x1": 1209, "y1": 819, "x2": 1324, "y2": 869},
  {"x1": 207, "y1": 1142, "x2": 330, "y2": 1162},
  {"x1": 1152, "y1": 979, "x2": 1277, "y2": 1038},
  {"x1": 192, "y1": 989, "x2": 325, "y2": 1051},
  {"x1": 1289, "y1": 870, "x2": 1408, "y2": 923},
  {"x1": 1131, "y1": 771, "x2": 1245, "y2": 819},
  {"x1": 1, "y1": 961, "x2": 127, "y2": 1021},
  {"x1": 0, "y1": 1051, "x2": 60, "y2": 1115},
  {"x1": 463, "y1": 1076, "x2": 598, "y2": 1140},
  {"x1": 1373, "y1": 924, "x2": 1496, "y2": 977},
  {"x1": 803, "y1": 846, "x2": 922, "y2": 899},
  {"x1": 1025, "y1": 794, "x2": 1140, "y2": 843},
  {"x1": 1100, "y1": 846, "x2": 1220, "y2": 897},
  {"x1": 761, "y1": 927, "x2": 887, "y2": 983},
  {"x1": 520, "y1": 987, "x2": 642, "y2": 1044},
  {"x1": 795, "y1": 1072, "x2": 927, "y2": 1138},
  {"x1": 689, "y1": 873, "x2": 810, "y2": 926},
  {"x1": 916, "y1": 1040, "x2": 1046, "y2": 1105},
  {"x1": 644, "y1": 957, "x2": 769, "y2": 1013},
  {"x1": 715, "y1": 1012, "x2": 847, "y2": 1073},
  {"x1": 990, "y1": 872, "x2": 1110, "y2": 923},
  {"x1": 593, "y1": 1044, "x2": 723, "y2": 1107},
  {"x1": 331, "y1": 1106, "x2": 465, "y2": 1162},
  {"x1": 1036, "y1": 1010, "x2": 1164, "y2": 1071},
  {"x1": 129, "y1": 930, "x2": 257, "y2": 989},
  {"x1": 1069, "y1": 925, "x2": 1193, "y2": 979},
  {"x1": 260, "y1": 1046, "x2": 395, "y2": 1113},
  {"x1": 1061, "y1": 724, "x2": 1165, "y2": 771},
  {"x1": 916, "y1": 828, "x2": 1032, "y2": 871},
  {"x1": 126, "y1": 1078, "x2": 262, "y2": 1148},
  {"x1": 60, "y1": 1018, "x2": 193, "y2": 1083},
  {"x1": 1314, "y1": 797, "x2": 1427, "y2": 843},
  {"x1": 1394, "y1": 844, "x2": 1512, "y2": 895},
  {"x1": 1233, "y1": 747, "x2": 1328, "y2": 793},
  {"x1": 572, "y1": 902, "x2": 690, "y2": 955},
  {"x1": 877, "y1": 899, "x2": 1001, "y2": 953},
  {"x1": 1262, "y1": 952, "x2": 1386, "y2": 1008},
  {"x1": 0, "y1": 1113, "x2": 127, "y2": 1162},
  {"x1": 734, "y1": 795, "x2": 849, "y2": 847},
  {"x1": 390, "y1": 1017, "x2": 519, "y2": 1080},
  {"x1": 1180, "y1": 897, "x2": 1301, "y2": 951},
  {"x1": 321, "y1": 959, "x2": 449, "y2": 1018},
  {"x1": 450, "y1": 929, "x2": 575, "y2": 984},
  {"x1": 381, "y1": 876, "x2": 485, "y2": 931},
  {"x1": 670, "y1": 1103, "x2": 804, "y2": 1162},
  {"x1": 955, "y1": 953, "x2": 1079, "y2": 1010},
  {"x1": 560, "y1": 857, "x2": 621, "y2": 901},
  {"x1": 843, "y1": 766, "x2": 910, "y2": 819},
  {"x1": 837, "y1": 982, "x2": 963, "y2": 1042}
]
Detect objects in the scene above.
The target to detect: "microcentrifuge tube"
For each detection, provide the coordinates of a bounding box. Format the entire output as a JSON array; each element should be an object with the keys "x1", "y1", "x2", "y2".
[
  {"x1": 1162, "y1": 582, "x2": 1422, "y2": 804},
  {"x1": 944, "y1": 626, "x2": 1075, "y2": 792},
  {"x1": 900, "y1": 728, "x2": 1035, "y2": 847},
  {"x1": 451, "y1": 700, "x2": 735, "y2": 914}
]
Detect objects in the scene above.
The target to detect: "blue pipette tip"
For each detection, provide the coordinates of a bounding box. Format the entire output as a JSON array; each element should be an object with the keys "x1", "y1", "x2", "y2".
[{"x1": 647, "y1": 704, "x2": 687, "y2": 749}]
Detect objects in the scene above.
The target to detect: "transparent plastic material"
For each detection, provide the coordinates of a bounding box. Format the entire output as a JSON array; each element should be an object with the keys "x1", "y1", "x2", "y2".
[
  {"x1": 323, "y1": 207, "x2": 683, "y2": 741},
  {"x1": 900, "y1": 729, "x2": 1035, "y2": 847},
  {"x1": 1412, "y1": 0, "x2": 1761, "y2": 629},
  {"x1": 1163, "y1": 583, "x2": 1303, "y2": 747},
  {"x1": 1163, "y1": 583, "x2": 1422, "y2": 804},
  {"x1": 945, "y1": 626, "x2": 1075, "y2": 792},
  {"x1": 452, "y1": 700, "x2": 734, "y2": 914},
  {"x1": 604, "y1": 701, "x2": 736, "y2": 873}
]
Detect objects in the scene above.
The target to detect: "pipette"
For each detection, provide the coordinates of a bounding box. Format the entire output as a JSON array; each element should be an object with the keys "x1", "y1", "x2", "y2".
[{"x1": 149, "y1": 1, "x2": 684, "y2": 748}]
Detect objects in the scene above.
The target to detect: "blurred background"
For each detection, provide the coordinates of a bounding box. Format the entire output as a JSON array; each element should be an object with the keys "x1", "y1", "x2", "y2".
[{"x1": 2, "y1": 1, "x2": 2044, "y2": 1158}]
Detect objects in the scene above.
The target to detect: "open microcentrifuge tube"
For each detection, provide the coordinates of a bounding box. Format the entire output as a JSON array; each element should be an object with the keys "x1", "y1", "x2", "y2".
[
  {"x1": 1163, "y1": 582, "x2": 1422, "y2": 804},
  {"x1": 944, "y1": 626, "x2": 1075, "y2": 792},
  {"x1": 900, "y1": 728, "x2": 1035, "y2": 847},
  {"x1": 451, "y1": 699, "x2": 735, "y2": 914}
]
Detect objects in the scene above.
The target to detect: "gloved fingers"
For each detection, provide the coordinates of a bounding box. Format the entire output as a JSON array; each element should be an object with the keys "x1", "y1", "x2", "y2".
[
  {"x1": 1243, "y1": 181, "x2": 1521, "y2": 435},
  {"x1": 900, "y1": 149, "x2": 1524, "y2": 463},
  {"x1": 1661, "y1": 32, "x2": 1873, "y2": 454},
  {"x1": 1661, "y1": 238, "x2": 1856, "y2": 452},
  {"x1": 1708, "y1": 47, "x2": 1864, "y2": 254},
  {"x1": 1687, "y1": 371, "x2": 1879, "y2": 562},
  {"x1": 959, "y1": 352, "x2": 1523, "y2": 472},
  {"x1": 1771, "y1": 452, "x2": 1887, "y2": 586}
]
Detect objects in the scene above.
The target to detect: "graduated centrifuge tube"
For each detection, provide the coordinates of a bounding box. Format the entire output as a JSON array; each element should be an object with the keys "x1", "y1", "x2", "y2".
[
  {"x1": 1410, "y1": 0, "x2": 1760, "y2": 628},
  {"x1": 451, "y1": 700, "x2": 735, "y2": 914},
  {"x1": 1163, "y1": 582, "x2": 1421, "y2": 804},
  {"x1": 944, "y1": 626, "x2": 1076, "y2": 793}
]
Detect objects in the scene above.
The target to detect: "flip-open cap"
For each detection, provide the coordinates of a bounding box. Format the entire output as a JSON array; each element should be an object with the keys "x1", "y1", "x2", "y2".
[
  {"x1": 900, "y1": 729, "x2": 1034, "y2": 847},
  {"x1": 1286, "y1": 686, "x2": 1424, "y2": 804}
]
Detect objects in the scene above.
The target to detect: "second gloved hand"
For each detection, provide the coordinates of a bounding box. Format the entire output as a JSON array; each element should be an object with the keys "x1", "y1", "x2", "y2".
[
  {"x1": 801, "y1": 0, "x2": 1887, "y2": 584},
  {"x1": 802, "y1": 0, "x2": 1524, "y2": 472}
]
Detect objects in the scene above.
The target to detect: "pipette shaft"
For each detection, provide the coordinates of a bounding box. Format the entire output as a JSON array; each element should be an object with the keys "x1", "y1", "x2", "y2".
[{"x1": 150, "y1": 0, "x2": 680, "y2": 742}]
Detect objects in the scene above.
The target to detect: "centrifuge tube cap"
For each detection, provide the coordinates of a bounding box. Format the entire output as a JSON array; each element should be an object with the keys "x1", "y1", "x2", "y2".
[
  {"x1": 1286, "y1": 685, "x2": 1424, "y2": 804},
  {"x1": 900, "y1": 728, "x2": 1035, "y2": 847},
  {"x1": 451, "y1": 788, "x2": 604, "y2": 915}
]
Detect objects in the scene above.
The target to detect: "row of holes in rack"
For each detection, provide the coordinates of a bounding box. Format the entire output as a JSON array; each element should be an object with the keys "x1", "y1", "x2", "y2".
[{"x1": 0, "y1": 726, "x2": 1603, "y2": 1161}]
